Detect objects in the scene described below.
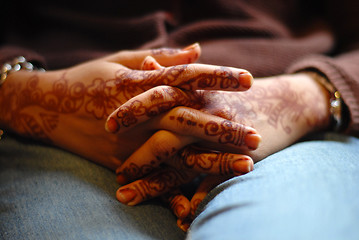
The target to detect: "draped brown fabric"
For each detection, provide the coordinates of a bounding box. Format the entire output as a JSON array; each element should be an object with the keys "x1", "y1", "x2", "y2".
[{"x1": 1, "y1": 0, "x2": 359, "y2": 135}]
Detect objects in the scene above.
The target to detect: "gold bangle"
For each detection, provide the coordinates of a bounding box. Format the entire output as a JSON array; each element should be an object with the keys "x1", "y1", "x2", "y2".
[{"x1": 304, "y1": 71, "x2": 343, "y2": 132}]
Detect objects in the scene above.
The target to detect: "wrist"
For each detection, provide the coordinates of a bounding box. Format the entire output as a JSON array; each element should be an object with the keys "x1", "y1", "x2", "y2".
[
  {"x1": 252, "y1": 74, "x2": 331, "y2": 136},
  {"x1": 301, "y1": 71, "x2": 346, "y2": 132},
  {"x1": 245, "y1": 74, "x2": 331, "y2": 161},
  {"x1": 0, "y1": 56, "x2": 47, "y2": 136},
  {"x1": 0, "y1": 70, "x2": 49, "y2": 137},
  {"x1": 291, "y1": 73, "x2": 331, "y2": 132}
]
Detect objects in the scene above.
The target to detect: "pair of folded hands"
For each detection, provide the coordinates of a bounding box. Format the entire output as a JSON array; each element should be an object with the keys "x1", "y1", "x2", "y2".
[{"x1": 1, "y1": 43, "x2": 329, "y2": 231}]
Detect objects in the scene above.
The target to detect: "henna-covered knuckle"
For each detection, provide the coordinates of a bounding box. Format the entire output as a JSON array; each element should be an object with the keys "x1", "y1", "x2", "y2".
[
  {"x1": 113, "y1": 86, "x2": 202, "y2": 132},
  {"x1": 119, "y1": 161, "x2": 157, "y2": 184},
  {"x1": 148, "y1": 130, "x2": 179, "y2": 160},
  {"x1": 161, "y1": 189, "x2": 190, "y2": 219},
  {"x1": 175, "y1": 65, "x2": 253, "y2": 91},
  {"x1": 178, "y1": 147, "x2": 219, "y2": 173},
  {"x1": 168, "y1": 194, "x2": 189, "y2": 219},
  {"x1": 122, "y1": 168, "x2": 194, "y2": 206},
  {"x1": 168, "y1": 107, "x2": 201, "y2": 134},
  {"x1": 204, "y1": 120, "x2": 261, "y2": 149},
  {"x1": 204, "y1": 120, "x2": 246, "y2": 147},
  {"x1": 153, "y1": 65, "x2": 188, "y2": 86},
  {"x1": 146, "y1": 167, "x2": 191, "y2": 192},
  {"x1": 217, "y1": 153, "x2": 237, "y2": 175},
  {"x1": 177, "y1": 147, "x2": 252, "y2": 176}
]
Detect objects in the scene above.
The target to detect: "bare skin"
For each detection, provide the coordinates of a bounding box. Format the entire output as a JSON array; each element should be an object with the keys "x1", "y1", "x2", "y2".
[
  {"x1": 111, "y1": 57, "x2": 330, "y2": 230},
  {"x1": 0, "y1": 45, "x2": 260, "y2": 223},
  {"x1": 0, "y1": 44, "x2": 258, "y2": 169}
]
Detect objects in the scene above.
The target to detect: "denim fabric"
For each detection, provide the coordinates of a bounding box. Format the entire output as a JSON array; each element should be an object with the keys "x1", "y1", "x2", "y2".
[
  {"x1": 1, "y1": 133, "x2": 358, "y2": 240},
  {"x1": 187, "y1": 133, "x2": 359, "y2": 240},
  {"x1": 0, "y1": 135, "x2": 185, "y2": 240}
]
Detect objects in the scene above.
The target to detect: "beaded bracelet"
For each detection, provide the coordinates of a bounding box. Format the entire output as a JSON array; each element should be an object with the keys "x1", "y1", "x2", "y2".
[
  {"x1": 0, "y1": 56, "x2": 45, "y2": 87},
  {"x1": 0, "y1": 56, "x2": 45, "y2": 140},
  {"x1": 304, "y1": 71, "x2": 344, "y2": 132}
]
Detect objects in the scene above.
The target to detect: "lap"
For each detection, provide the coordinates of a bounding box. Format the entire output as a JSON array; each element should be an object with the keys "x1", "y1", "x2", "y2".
[
  {"x1": 188, "y1": 133, "x2": 359, "y2": 240},
  {"x1": 3, "y1": 133, "x2": 358, "y2": 240},
  {"x1": 0, "y1": 135, "x2": 185, "y2": 240}
]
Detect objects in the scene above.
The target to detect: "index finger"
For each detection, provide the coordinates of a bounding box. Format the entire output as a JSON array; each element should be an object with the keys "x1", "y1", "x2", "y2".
[{"x1": 120, "y1": 64, "x2": 253, "y2": 92}]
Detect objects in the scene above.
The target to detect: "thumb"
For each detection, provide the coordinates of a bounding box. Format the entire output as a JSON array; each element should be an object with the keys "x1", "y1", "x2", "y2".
[{"x1": 104, "y1": 43, "x2": 201, "y2": 69}]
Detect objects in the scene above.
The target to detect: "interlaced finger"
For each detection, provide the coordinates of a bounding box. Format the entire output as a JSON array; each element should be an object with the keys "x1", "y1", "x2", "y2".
[
  {"x1": 171, "y1": 146, "x2": 254, "y2": 176},
  {"x1": 116, "y1": 166, "x2": 197, "y2": 206},
  {"x1": 161, "y1": 189, "x2": 191, "y2": 220},
  {"x1": 189, "y1": 175, "x2": 230, "y2": 217},
  {"x1": 105, "y1": 86, "x2": 203, "y2": 133},
  {"x1": 116, "y1": 130, "x2": 195, "y2": 185}
]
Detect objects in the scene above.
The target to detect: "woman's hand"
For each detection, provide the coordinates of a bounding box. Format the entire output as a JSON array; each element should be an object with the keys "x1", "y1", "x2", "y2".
[
  {"x1": 113, "y1": 69, "x2": 331, "y2": 229},
  {"x1": 0, "y1": 44, "x2": 255, "y2": 170}
]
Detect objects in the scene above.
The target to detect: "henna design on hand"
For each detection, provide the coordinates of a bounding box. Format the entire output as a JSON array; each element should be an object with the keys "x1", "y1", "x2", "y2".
[
  {"x1": 177, "y1": 147, "x2": 253, "y2": 175},
  {"x1": 3, "y1": 63, "x2": 238, "y2": 140},
  {"x1": 179, "y1": 147, "x2": 221, "y2": 172},
  {"x1": 114, "y1": 86, "x2": 203, "y2": 130},
  {"x1": 203, "y1": 79, "x2": 326, "y2": 135},
  {"x1": 204, "y1": 120, "x2": 246, "y2": 146},
  {"x1": 162, "y1": 190, "x2": 188, "y2": 219},
  {"x1": 190, "y1": 198, "x2": 202, "y2": 217},
  {"x1": 0, "y1": 73, "x2": 119, "y2": 140},
  {"x1": 122, "y1": 167, "x2": 194, "y2": 205},
  {"x1": 195, "y1": 67, "x2": 240, "y2": 89}
]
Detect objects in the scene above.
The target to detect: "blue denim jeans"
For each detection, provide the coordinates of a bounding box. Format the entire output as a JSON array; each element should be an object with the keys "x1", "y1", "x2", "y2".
[
  {"x1": 1, "y1": 133, "x2": 359, "y2": 240},
  {"x1": 187, "y1": 133, "x2": 359, "y2": 240}
]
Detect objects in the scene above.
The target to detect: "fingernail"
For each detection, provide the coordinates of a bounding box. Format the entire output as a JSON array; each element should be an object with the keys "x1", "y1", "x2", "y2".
[
  {"x1": 177, "y1": 218, "x2": 191, "y2": 232},
  {"x1": 239, "y1": 72, "x2": 253, "y2": 89},
  {"x1": 117, "y1": 188, "x2": 137, "y2": 205},
  {"x1": 182, "y1": 42, "x2": 199, "y2": 51},
  {"x1": 116, "y1": 173, "x2": 128, "y2": 185},
  {"x1": 175, "y1": 204, "x2": 186, "y2": 219},
  {"x1": 232, "y1": 158, "x2": 253, "y2": 174},
  {"x1": 105, "y1": 117, "x2": 119, "y2": 133},
  {"x1": 244, "y1": 133, "x2": 261, "y2": 150}
]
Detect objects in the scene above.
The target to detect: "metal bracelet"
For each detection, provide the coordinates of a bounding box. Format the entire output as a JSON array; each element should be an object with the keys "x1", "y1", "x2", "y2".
[
  {"x1": 0, "y1": 56, "x2": 45, "y2": 87},
  {"x1": 304, "y1": 71, "x2": 344, "y2": 132}
]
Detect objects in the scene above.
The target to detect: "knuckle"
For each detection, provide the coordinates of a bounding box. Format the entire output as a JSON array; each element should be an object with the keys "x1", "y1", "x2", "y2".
[
  {"x1": 149, "y1": 130, "x2": 176, "y2": 159},
  {"x1": 169, "y1": 107, "x2": 199, "y2": 133},
  {"x1": 145, "y1": 86, "x2": 189, "y2": 116},
  {"x1": 147, "y1": 86, "x2": 177, "y2": 102},
  {"x1": 181, "y1": 64, "x2": 197, "y2": 80}
]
